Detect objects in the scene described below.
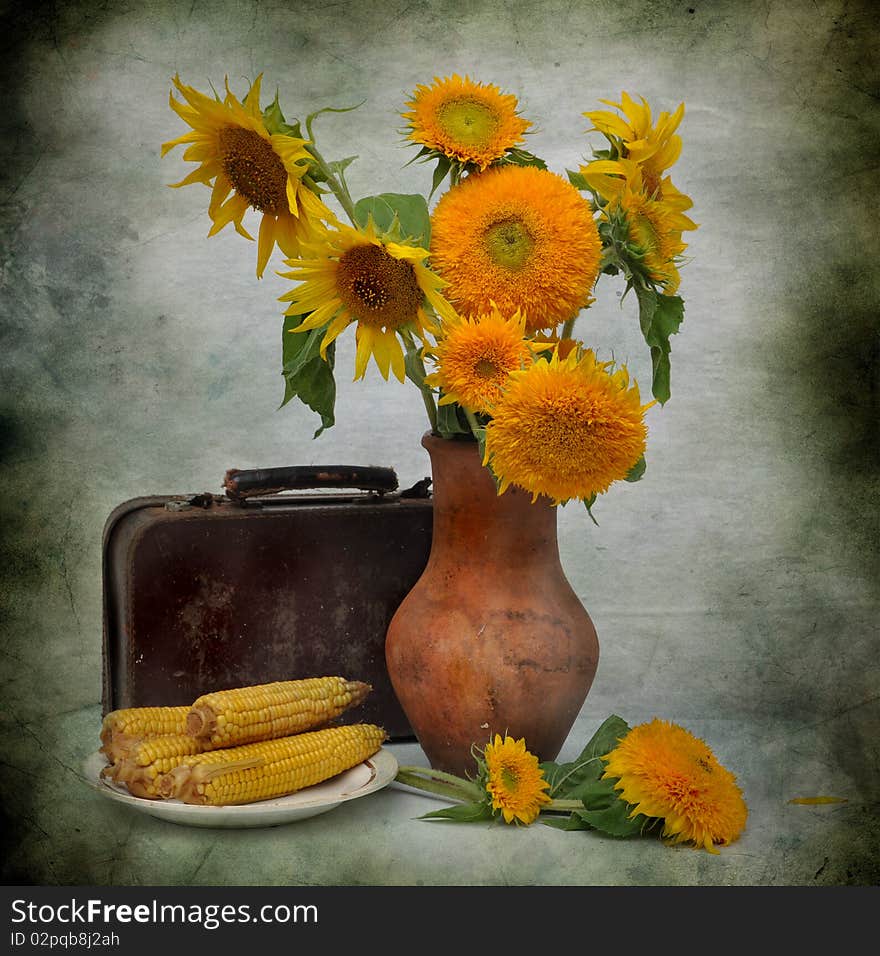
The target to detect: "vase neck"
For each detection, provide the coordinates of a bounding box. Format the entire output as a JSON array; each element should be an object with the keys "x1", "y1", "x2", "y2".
[{"x1": 423, "y1": 434, "x2": 560, "y2": 566}]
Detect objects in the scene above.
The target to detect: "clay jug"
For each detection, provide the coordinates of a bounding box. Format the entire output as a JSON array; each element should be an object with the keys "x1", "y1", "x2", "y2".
[{"x1": 385, "y1": 432, "x2": 600, "y2": 776}]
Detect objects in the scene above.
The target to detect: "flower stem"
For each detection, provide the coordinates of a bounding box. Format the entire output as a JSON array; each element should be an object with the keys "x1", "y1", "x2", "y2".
[
  {"x1": 561, "y1": 316, "x2": 577, "y2": 340},
  {"x1": 396, "y1": 766, "x2": 485, "y2": 803},
  {"x1": 543, "y1": 799, "x2": 586, "y2": 814},
  {"x1": 400, "y1": 330, "x2": 438, "y2": 432},
  {"x1": 463, "y1": 408, "x2": 481, "y2": 440},
  {"x1": 304, "y1": 142, "x2": 358, "y2": 226}
]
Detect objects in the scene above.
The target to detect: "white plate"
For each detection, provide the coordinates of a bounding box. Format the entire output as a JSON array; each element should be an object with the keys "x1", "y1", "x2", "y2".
[{"x1": 82, "y1": 748, "x2": 398, "y2": 829}]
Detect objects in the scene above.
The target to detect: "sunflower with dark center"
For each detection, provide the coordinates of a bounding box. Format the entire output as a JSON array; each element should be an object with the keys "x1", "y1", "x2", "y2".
[
  {"x1": 279, "y1": 221, "x2": 455, "y2": 382},
  {"x1": 162, "y1": 73, "x2": 336, "y2": 277},
  {"x1": 402, "y1": 74, "x2": 531, "y2": 170},
  {"x1": 429, "y1": 165, "x2": 602, "y2": 332}
]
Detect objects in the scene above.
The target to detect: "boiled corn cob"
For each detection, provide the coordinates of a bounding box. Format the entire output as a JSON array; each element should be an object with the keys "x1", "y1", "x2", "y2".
[
  {"x1": 100, "y1": 705, "x2": 191, "y2": 764},
  {"x1": 185, "y1": 676, "x2": 371, "y2": 749},
  {"x1": 157, "y1": 723, "x2": 387, "y2": 806},
  {"x1": 102, "y1": 733, "x2": 207, "y2": 800}
]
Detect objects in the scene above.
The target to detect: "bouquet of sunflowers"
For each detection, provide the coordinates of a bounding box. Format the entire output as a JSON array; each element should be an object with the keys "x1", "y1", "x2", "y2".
[
  {"x1": 162, "y1": 73, "x2": 697, "y2": 513},
  {"x1": 162, "y1": 74, "x2": 756, "y2": 853}
]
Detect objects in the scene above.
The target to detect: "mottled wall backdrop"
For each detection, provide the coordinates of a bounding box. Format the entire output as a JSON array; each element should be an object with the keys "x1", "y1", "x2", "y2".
[{"x1": 1, "y1": 0, "x2": 878, "y2": 885}]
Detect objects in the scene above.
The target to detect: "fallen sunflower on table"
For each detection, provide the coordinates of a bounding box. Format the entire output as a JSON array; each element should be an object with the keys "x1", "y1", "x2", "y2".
[{"x1": 396, "y1": 716, "x2": 748, "y2": 853}]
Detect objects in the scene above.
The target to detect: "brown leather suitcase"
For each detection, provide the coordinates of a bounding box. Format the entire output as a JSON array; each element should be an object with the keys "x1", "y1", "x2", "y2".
[{"x1": 101, "y1": 464, "x2": 433, "y2": 740}]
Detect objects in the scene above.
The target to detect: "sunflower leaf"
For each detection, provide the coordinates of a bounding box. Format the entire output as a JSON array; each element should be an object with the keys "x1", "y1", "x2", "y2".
[
  {"x1": 633, "y1": 285, "x2": 684, "y2": 404},
  {"x1": 501, "y1": 147, "x2": 547, "y2": 170},
  {"x1": 542, "y1": 715, "x2": 630, "y2": 798},
  {"x1": 435, "y1": 401, "x2": 471, "y2": 438},
  {"x1": 263, "y1": 93, "x2": 302, "y2": 138},
  {"x1": 417, "y1": 802, "x2": 495, "y2": 823},
  {"x1": 429, "y1": 155, "x2": 452, "y2": 197},
  {"x1": 624, "y1": 454, "x2": 646, "y2": 482},
  {"x1": 566, "y1": 169, "x2": 589, "y2": 191},
  {"x1": 541, "y1": 813, "x2": 593, "y2": 831},
  {"x1": 572, "y1": 800, "x2": 650, "y2": 838},
  {"x1": 280, "y1": 314, "x2": 336, "y2": 437},
  {"x1": 354, "y1": 193, "x2": 431, "y2": 246}
]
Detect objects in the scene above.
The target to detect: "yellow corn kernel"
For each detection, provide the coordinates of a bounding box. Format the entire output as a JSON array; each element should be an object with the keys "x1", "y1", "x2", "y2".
[
  {"x1": 185, "y1": 676, "x2": 372, "y2": 748},
  {"x1": 103, "y1": 734, "x2": 207, "y2": 800},
  {"x1": 100, "y1": 706, "x2": 191, "y2": 763},
  {"x1": 158, "y1": 723, "x2": 387, "y2": 806}
]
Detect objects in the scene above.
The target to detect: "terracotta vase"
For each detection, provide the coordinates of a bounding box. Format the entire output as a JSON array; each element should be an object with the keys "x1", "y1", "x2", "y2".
[{"x1": 385, "y1": 432, "x2": 600, "y2": 777}]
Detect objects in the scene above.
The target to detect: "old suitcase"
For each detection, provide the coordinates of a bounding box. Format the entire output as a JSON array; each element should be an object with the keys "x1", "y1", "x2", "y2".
[{"x1": 101, "y1": 464, "x2": 433, "y2": 740}]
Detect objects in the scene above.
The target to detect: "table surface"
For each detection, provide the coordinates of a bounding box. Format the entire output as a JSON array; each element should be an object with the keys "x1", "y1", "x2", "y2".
[{"x1": 5, "y1": 702, "x2": 875, "y2": 888}]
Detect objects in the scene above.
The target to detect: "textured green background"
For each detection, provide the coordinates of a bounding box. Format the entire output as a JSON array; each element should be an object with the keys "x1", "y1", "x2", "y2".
[{"x1": 1, "y1": 0, "x2": 878, "y2": 885}]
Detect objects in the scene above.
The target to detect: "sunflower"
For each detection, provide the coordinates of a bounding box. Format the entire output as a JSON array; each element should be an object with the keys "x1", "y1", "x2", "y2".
[
  {"x1": 402, "y1": 74, "x2": 531, "y2": 170},
  {"x1": 483, "y1": 348, "x2": 652, "y2": 504},
  {"x1": 430, "y1": 166, "x2": 601, "y2": 332},
  {"x1": 585, "y1": 91, "x2": 684, "y2": 195},
  {"x1": 162, "y1": 73, "x2": 336, "y2": 277},
  {"x1": 601, "y1": 719, "x2": 748, "y2": 852},
  {"x1": 582, "y1": 159, "x2": 697, "y2": 294},
  {"x1": 481, "y1": 734, "x2": 551, "y2": 825},
  {"x1": 424, "y1": 306, "x2": 531, "y2": 413},
  {"x1": 279, "y1": 220, "x2": 454, "y2": 382}
]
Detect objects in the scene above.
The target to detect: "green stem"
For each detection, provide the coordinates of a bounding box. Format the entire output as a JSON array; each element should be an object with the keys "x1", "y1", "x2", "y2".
[
  {"x1": 463, "y1": 408, "x2": 481, "y2": 440},
  {"x1": 401, "y1": 330, "x2": 438, "y2": 432},
  {"x1": 561, "y1": 316, "x2": 577, "y2": 340},
  {"x1": 544, "y1": 799, "x2": 586, "y2": 812},
  {"x1": 396, "y1": 766, "x2": 485, "y2": 803},
  {"x1": 304, "y1": 142, "x2": 358, "y2": 226}
]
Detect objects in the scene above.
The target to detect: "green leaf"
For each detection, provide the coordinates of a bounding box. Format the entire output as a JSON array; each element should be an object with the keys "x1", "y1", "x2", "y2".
[
  {"x1": 624, "y1": 455, "x2": 646, "y2": 482},
  {"x1": 353, "y1": 193, "x2": 432, "y2": 246},
  {"x1": 262, "y1": 93, "x2": 302, "y2": 138},
  {"x1": 566, "y1": 169, "x2": 589, "y2": 190},
  {"x1": 582, "y1": 494, "x2": 599, "y2": 526},
  {"x1": 633, "y1": 285, "x2": 684, "y2": 405},
  {"x1": 542, "y1": 714, "x2": 630, "y2": 799},
  {"x1": 280, "y1": 315, "x2": 336, "y2": 437},
  {"x1": 430, "y1": 155, "x2": 452, "y2": 197},
  {"x1": 418, "y1": 802, "x2": 495, "y2": 823},
  {"x1": 541, "y1": 813, "x2": 592, "y2": 831},
  {"x1": 500, "y1": 147, "x2": 547, "y2": 169},
  {"x1": 572, "y1": 783, "x2": 655, "y2": 838},
  {"x1": 435, "y1": 400, "x2": 471, "y2": 438}
]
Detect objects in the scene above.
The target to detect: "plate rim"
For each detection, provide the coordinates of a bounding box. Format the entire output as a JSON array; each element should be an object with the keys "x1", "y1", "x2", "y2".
[{"x1": 82, "y1": 747, "x2": 398, "y2": 819}]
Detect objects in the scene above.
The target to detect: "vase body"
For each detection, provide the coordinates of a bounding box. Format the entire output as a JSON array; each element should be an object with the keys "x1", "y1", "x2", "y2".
[{"x1": 385, "y1": 432, "x2": 600, "y2": 777}]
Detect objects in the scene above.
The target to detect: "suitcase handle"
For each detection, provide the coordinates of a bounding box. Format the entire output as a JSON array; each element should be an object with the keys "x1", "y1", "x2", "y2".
[{"x1": 223, "y1": 465, "x2": 399, "y2": 500}]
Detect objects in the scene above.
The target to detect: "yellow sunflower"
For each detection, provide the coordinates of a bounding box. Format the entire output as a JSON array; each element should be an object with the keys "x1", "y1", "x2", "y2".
[
  {"x1": 162, "y1": 73, "x2": 336, "y2": 277},
  {"x1": 582, "y1": 159, "x2": 697, "y2": 294},
  {"x1": 279, "y1": 220, "x2": 454, "y2": 382},
  {"x1": 424, "y1": 306, "x2": 531, "y2": 413},
  {"x1": 402, "y1": 74, "x2": 531, "y2": 170},
  {"x1": 483, "y1": 348, "x2": 652, "y2": 504},
  {"x1": 585, "y1": 91, "x2": 684, "y2": 195},
  {"x1": 430, "y1": 166, "x2": 601, "y2": 332},
  {"x1": 601, "y1": 719, "x2": 748, "y2": 852},
  {"x1": 482, "y1": 734, "x2": 551, "y2": 825}
]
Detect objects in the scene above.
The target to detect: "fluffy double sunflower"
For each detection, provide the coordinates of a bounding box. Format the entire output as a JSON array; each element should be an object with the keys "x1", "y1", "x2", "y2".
[
  {"x1": 424, "y1": 305, "x2": 532, "y2": 414},
  {"x1": 429, "y1": 165, "x2": 601, "y2": 332},
  {"x1": 483, "y1": 347, "x2": 652, "y2": 505},
  {"x1": 482, "y1": 734, "x2": 552, "y2": 825},
  {"x1": 162, "y1": 74, "x2": 336, "y2": 277},
  {"x1": 402, "y1": 74, "x2": 531, "y2": 171},
  {"x1": 602, "y1": 719, "x2": 749, "y2": 852},
  {"x1": 279, "y1": 220, "x2": 454, "y2": 382}
]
